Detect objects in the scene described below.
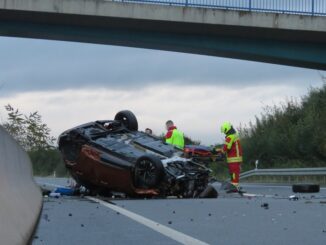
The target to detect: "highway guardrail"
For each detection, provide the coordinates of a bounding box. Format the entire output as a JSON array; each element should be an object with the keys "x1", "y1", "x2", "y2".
[{"x1": 240, "y1": 167, "x2": 326, "y2": 185}]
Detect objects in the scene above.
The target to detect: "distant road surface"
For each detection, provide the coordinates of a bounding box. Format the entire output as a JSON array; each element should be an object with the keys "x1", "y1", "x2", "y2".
[{"x1": 33, "y1": 178, "x2": 326, "y2": 245}]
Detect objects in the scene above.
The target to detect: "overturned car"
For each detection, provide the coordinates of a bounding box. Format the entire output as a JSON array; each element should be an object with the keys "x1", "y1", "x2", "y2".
[{"x1": 58, "y1": 110, "x2": 217, "y2": 198}]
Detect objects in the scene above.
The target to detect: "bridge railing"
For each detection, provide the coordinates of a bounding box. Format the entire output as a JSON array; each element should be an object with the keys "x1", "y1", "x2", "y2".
[{"x1": 116, "y1": 0, "x2": 326, "y2": 16}]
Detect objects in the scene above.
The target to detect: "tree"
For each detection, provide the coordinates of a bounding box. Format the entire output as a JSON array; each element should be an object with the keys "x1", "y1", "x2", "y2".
[
  {"x1": 239, "y1": 83, "x2": 326, "y2": 169},
  {"x1": 2, "y1": 104, "x2": 55, "y2": 151},
  {"x1": 2, "y1": 104, "x2": 66, "y2": 176}
]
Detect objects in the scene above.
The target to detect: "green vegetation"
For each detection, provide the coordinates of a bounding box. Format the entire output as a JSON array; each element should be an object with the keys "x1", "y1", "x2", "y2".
[
  {"x1": 240, "y1": 83, "x2": 326, "y2": 170},
  {"x1": 2, "y1": 104, "x2": 67, "y2": 177}
]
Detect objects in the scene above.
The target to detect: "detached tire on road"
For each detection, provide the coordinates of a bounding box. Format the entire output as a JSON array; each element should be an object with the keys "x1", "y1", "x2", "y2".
[
  {"x1": 114, "y1": 110, "x2": 138, "y2": 131},
  {"x1": 292, "y1": 184, "x2": 320, "y2": 193},
  {"x1": 134, "y1": 155, "x2": 164, "y2": 188}
]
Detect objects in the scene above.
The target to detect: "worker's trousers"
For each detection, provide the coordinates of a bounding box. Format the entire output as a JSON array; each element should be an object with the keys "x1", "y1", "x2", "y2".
[{"x1": 228, "y1": 162, "x2": 241, "y2": 186}]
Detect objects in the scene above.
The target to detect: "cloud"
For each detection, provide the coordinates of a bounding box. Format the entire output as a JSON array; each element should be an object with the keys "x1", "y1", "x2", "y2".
[
  {"x1": 0, "y1": 37, "x2": 323, "y2": 145},
  {"x1": 0, "y1": 37, "x2": 321, "y2": 95},
  {"x1": 0, "y1": 83, "x2": 313, "y2": 145}
]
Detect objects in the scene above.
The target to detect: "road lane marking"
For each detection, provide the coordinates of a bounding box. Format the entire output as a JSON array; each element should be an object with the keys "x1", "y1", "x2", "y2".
[{"x1": 86, "y1": 197, "x2": 210, "y2": 245}]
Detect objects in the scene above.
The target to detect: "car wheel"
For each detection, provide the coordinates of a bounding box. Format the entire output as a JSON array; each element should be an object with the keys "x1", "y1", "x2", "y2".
[
  {"x1": 199, "y1": 185, "x2": 218, "y2": 198},
  {"x1": 292, "y1": 184, "x2": 320, "y2": 193},
  {"x1": 134, "y1": 155, "x2": 164, "y2": 188},
  {"x1": 114, "y1": 110, "x2": 138, "y2": 131}
]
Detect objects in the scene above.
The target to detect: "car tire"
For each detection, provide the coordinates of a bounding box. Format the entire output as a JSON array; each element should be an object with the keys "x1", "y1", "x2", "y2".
[
  {"x1": 114, "y1": 110, "x2": 138, "y2": 131},
  {"x1": 199, "y1": 185, "x2": 218, "y2": 198},
  {"x1": 134, "y1": 155, "x2": 164, "y2": 188},
  {"x1": 292, "y1": 184, "x2": 320, "y2": 193}
]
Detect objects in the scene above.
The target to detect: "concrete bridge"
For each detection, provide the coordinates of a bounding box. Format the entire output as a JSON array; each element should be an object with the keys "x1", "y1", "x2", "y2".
[{"x1": 0, "y1": 0, "x2": 326, "y2": 69}]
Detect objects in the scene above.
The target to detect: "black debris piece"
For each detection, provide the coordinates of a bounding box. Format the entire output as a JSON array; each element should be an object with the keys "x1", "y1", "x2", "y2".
[
  {"x1": 173, "y1": 211, "x2": 176, "y2": 214},
  {"x1": 292, "y1": 184, "x2": 320, "y2": 193},
  {"x1": 81, "y1": 224, "x2": 84, "y2": 227},
  {"x1": 168, "y1": 221, "x2": 172, "y2": 225},
  {"x1": 43, "y1": 214, "x2": 50, "y2": 222},
  {"x1": 261, "y1": 203, "x2": 269, "y2": 209},
  {"x1": 289, "y1": 195, "x2": 299, "y2": 201},
  {"x1": 116, "y1": 212, "x2": 120, "y2": 215},
  {"x1": 68, "y1": 213, "x2": 72, "y2": 217},
  {"x1": 208, "y1": 213, "x2": 212, "y2": 216}
]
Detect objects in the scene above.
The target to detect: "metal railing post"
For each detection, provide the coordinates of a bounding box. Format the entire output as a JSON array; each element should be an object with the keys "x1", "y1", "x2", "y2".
[
  {"x1": 249, "y1": 0, "x2": 252, "y2": 11},
  {"x1": 312, "y1": 0, "x2": 315, "y2": 15},
  {"x1": 185, "y1": 0, "x2": 188, "y2": 7}
]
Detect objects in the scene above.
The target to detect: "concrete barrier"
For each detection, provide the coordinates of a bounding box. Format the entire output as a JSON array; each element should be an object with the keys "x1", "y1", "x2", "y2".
[{"x1": 0, "y1": 126, "x2": 42, "y2": 245}]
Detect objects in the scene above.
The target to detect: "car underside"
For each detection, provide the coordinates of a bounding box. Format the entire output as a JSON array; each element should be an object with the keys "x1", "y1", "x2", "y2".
[{"x1": 58, "y1": 110, "x2": 217, "y2": 198}]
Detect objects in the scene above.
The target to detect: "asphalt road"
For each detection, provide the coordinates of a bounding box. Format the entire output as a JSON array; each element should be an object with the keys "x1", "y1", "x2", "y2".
[{"x1": 33, "y1": 179, "x2": 326, "y2": 245}]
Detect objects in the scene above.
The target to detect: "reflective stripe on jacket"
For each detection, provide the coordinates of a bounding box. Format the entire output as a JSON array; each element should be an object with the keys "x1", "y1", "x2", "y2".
[
  {"x1": 165, "y1": 126, "x2": 185, "y2": 149},
  {"x1": 223, "y1": 133, "x2": 243, "y2": 163}
]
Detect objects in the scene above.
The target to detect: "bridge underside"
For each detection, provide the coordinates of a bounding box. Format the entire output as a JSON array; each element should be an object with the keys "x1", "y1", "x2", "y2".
[{"x1": 0, "y1": 8, "x2": 325, "y2": 70}]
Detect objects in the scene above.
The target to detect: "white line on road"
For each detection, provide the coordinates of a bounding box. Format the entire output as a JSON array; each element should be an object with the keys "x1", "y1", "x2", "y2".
[{"x1": 86, "y1": 196, "x2": 210, "y2": 245}]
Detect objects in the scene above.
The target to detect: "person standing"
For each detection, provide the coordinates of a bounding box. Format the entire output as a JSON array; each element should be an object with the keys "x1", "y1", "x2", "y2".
[
  {"x1": 220, "y1": 121, "x2": 243, "y2": 192},
  {"x1": 165, "y1": 120, "x2": 185, "y2": 149}
]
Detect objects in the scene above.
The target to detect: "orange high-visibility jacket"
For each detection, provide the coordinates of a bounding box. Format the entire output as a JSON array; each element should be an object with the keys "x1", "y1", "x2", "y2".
[{"x1": 223, "y1": 133, "x2": 243, "y2": 163}]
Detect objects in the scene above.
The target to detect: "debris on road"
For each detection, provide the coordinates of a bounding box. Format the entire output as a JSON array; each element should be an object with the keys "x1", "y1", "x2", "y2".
[
  {"x1": 43, "y1": 214, "x2": 50, "y2": 222},
  {"x1": 261, "y1": 203, "x2": 269, "y2": 209},
  {"x1": 292, "y1": 184, "x2": 320, "y2": 193},
  {"x1": 289, "y1": 195, "x2": 299, "y2": 201},
  {"x1": 54, "y1": 187, "x2": 75, "y2": 196},
  {"x1": 49, "y1": 192, "x2": 61, "y2": 198}
]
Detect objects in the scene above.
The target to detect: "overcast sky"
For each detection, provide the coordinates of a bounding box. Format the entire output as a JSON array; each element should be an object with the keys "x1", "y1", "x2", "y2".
[{"x1": 0, "y1": 37, "x2": 324, "y2": 145}]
